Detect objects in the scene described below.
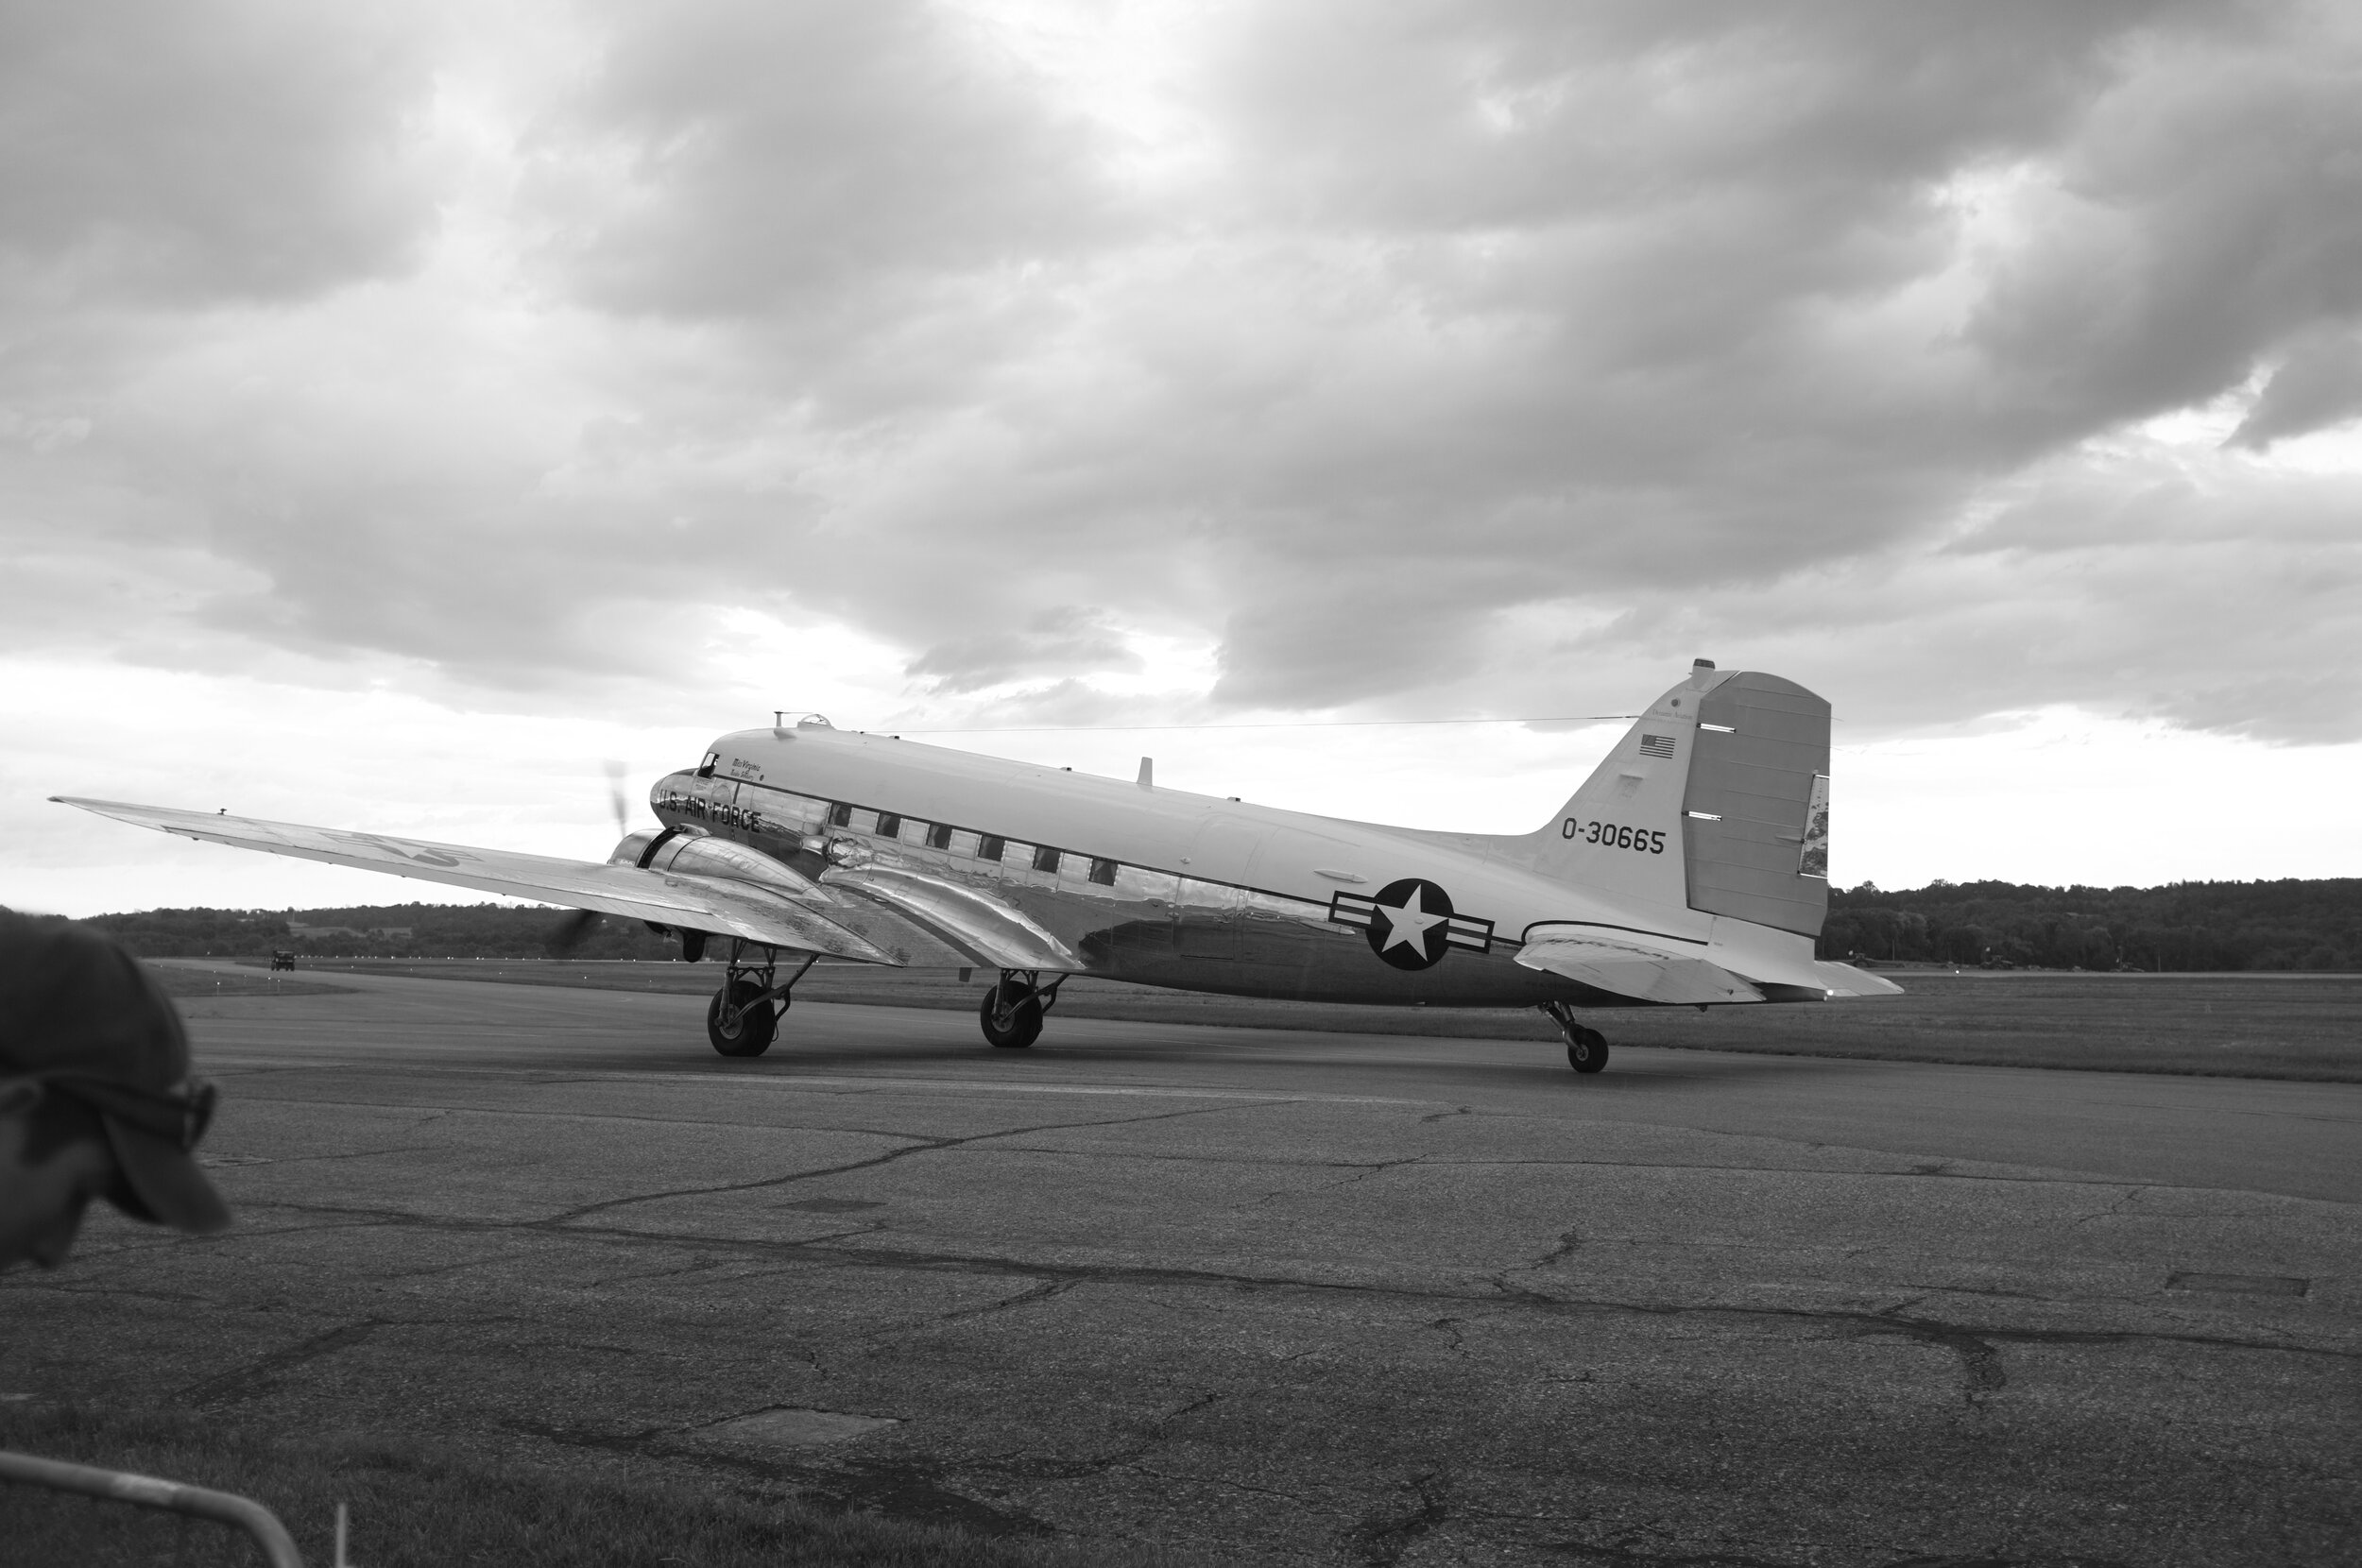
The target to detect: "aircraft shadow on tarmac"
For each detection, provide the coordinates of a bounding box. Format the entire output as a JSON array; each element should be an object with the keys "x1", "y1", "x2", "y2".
[{"x1": 586, "y1": 1023, "x2": 1857, "y2": 1093}]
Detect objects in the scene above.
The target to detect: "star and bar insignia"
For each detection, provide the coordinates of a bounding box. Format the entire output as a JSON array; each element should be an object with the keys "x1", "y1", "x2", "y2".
[{"x1": 1328, "y1": 878, "x2": 1495, "y2": 971}]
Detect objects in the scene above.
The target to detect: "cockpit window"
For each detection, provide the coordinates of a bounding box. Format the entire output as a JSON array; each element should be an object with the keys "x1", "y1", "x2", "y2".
[{"x1": 694, "y1": 752, "x2": 720, "y2": 779}]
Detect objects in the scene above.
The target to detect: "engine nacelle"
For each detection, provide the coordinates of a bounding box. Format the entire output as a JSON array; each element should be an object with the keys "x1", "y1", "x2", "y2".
[{"x1": 608, "y1": 826, "x2": 825, "y2": 901}]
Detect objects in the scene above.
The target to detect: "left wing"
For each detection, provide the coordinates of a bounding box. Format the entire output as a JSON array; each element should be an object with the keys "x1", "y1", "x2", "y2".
[{"x1": 54, "y1": 797, "x2": 911, "y2": 963}]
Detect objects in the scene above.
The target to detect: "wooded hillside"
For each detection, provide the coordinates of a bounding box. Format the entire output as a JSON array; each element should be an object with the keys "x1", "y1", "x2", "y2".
[
  {"x1": 22, "y1": 877, "x2": 2360, "y2": 972},
  {"x1": 1819, "y1": 879, "x2": 2361, "y2": 971}
]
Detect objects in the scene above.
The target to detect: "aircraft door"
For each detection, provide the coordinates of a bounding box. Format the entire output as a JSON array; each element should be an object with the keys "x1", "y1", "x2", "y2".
[
  {"x1": 1173, "y1": 814, "x2": 1265, "y2": 961},
  {"x1": 1174, "y1": 878, "x2": 1241, "y2": 959}
]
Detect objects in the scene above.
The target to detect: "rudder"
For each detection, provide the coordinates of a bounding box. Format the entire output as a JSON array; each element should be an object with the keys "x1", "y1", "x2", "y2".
[{"x1": 1681, "y1": 673, "x2": 1830, "y2": 938}]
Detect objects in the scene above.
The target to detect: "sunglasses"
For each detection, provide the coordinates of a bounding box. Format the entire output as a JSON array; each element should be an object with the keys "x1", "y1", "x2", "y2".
[{"x1": 2, "y1": 1075, "x2": 219, "y2": 1152}]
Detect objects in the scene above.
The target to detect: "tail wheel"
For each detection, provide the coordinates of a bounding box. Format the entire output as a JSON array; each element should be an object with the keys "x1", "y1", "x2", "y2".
[
  {"x1": 1566, "y1": 1027, "x2": 1609, "y2": 1074},
  {"x1": 979, "y1": 980, "x2": 1043, "y2": 1049},
  {"x1": 708, "y1": 979, "x2": 779, "y2": 1057}
]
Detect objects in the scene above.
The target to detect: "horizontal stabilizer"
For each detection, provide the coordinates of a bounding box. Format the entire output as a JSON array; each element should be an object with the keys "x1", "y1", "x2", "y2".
[
  {"x1": 1515, "y1": 934, "x2": 1763, "y2": 1006},
  {"x1": 1784, "y1": 959, "x2": 1904, "y2": 999},
  {"x1": 52, "y1": 796, "x2": 905, "y2": 963},
  {"x1": 1699, "y1": 934, "x2": 1906, "y2": 999}
]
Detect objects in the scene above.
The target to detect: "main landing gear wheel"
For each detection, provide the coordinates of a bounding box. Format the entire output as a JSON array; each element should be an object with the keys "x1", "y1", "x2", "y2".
[
  {"x1": 708, "y1": 978, "x2": 779, "y2": 1057},
  {"x1": 979, "y1": 979, "x2": 1043, "y2": 1049},
  {"x1": 1565, "y1": 1027, "x2": 1610, "y2": 1074},
  {"x1": 1538, "y1": 1001, "x2": 1611, "y2": 1075}
]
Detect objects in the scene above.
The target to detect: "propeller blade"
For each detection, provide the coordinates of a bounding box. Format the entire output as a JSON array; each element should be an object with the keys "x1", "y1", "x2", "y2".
[
  {"x1": 602, "y1": 759, "x2": 630, "y2": 837},
  {"x1": 548, "y1": 908, "x2": 603, "y2": 956}
]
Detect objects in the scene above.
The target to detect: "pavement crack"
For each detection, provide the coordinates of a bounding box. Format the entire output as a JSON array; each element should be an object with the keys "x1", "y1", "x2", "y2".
[
  {"x1": 2073, "y1": 1185, "x2": 2151, "y2": 1226},
  {"x1": 542, "y1": 1100, "x2": 1261, "y2": 1225},
  {"x1": 986, "y1": 1387, "x2": 1225, "y2": 1480},
  {"x1": 1519, "y1": 1228, "x2": 1583, "y2": 1271},
  {"x1": 1355, "y1": 1472, "x2": 1451, "y2": 1566},
  {"x1": 874, "y1": 1277, "x2": 1078, "y2": 1340},
  {"x1": 169, "y1": 1318, "x2": 388, "y2": 1408},
  {"x1": 202, "y1": 1197, "x2": 2362, "y2": 1368},
  {"x1": 1543, "y1": 1535, "x2": 1811, "y2": 1566}
]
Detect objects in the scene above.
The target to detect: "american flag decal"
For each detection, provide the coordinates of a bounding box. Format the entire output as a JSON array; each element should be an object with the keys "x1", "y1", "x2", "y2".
[{"x1": 1638, "y1": 734, "x2": 1675, "y2": 759}]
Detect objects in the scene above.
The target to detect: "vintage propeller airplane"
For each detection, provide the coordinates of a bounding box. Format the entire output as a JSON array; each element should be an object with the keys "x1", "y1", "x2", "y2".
[{"x1": 56, "y1": 659, "x2": 1896, "y2": 1072}]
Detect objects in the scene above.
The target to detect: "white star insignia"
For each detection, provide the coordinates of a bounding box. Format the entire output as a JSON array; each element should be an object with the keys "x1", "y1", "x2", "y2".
[{"x1": 1375, "y1": 886, "x2": 1445, "y2": 953}]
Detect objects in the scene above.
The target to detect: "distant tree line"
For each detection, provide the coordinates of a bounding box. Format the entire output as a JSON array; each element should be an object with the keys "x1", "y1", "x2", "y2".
[
  {"x1": 43, "y1": 902, "x2": 678, "y2": 962},
  {"x1": 1818, "y1": 879, "x2": 2362, "y2": 971},
  {"x1": 23, "y1": 878, "x2": 2361, "y2": 973}
]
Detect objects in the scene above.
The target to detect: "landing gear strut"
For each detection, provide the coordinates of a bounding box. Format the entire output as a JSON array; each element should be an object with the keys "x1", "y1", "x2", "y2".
[
  {"x1": 980, "y1": 970, "x2": 1064, "y2": 1049},
  {"x1": 706, "y1": 941, "x2": 818, "y2": 1058},
  {"x1": 1538, "y1": 1001, "x2": 1611, "y2": 1074}
]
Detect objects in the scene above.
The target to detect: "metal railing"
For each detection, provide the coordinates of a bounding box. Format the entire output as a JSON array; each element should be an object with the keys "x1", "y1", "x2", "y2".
[{"x1": 0, "y1": 1447, "x2": 306, "y2": 1566}]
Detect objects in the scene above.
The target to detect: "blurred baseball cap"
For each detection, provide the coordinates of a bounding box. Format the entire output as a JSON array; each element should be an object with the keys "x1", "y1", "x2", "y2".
[{"x1": 0, "y1": 910, "x2": 231, "y2": 1234}]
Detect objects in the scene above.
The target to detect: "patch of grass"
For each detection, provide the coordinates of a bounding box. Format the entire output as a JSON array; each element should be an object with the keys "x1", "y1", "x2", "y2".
[
  {"x1": 148, "y1": 964, "x2": 356, "y2": 999},
  {"x1": 0, "y1": 1404, "x2": 1190, "y2": 1568},
  {"x1": 217, "y1": 959, "x2": 2362, "y2": 1082}
]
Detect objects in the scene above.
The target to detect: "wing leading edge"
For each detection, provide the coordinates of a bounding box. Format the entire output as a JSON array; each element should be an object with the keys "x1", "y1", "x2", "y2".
[{"x1": 51, "y1": 796, "x2": 908, "y2": 963}]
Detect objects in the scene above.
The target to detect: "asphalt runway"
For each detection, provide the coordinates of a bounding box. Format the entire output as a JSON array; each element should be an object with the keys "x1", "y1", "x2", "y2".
[{"x1": 7, "y1": 965, "x2": 2356, "y2": 1565}]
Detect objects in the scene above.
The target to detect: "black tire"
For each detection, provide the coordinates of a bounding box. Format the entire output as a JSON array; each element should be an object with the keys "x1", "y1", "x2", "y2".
[
  {"x1": 1566, "y1": 1027, "x2": 1609, "y2": 1074},
  {"x1": 979, "y1": 980, "x2": 1043, "y2": 1049},
  {"x1": 708, "y1": 980, "x2": 778, "y2": 1057}
]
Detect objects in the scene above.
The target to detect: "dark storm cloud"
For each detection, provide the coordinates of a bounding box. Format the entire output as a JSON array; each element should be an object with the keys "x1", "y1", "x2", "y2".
[
  {"x1": 1965, "y1": 27, "x2": 2362, "y2": 431},
  {"x1": 4, "y1": 0, "x2": 2358, "y2": 743}
]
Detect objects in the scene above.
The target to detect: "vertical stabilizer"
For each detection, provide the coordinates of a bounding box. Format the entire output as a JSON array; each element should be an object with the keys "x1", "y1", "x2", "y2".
[
  {"x1": 1511, "y1": 663, "x2": 1835, "y2": 940},
  {"x1": 1510, "y1": 661, "x2": 1723, "y2": 916},
  {"x1": 1681, "y1": 673, "x2": 1830, "y2": 937}
]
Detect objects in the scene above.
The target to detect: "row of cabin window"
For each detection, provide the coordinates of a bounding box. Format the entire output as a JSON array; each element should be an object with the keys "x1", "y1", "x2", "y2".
[
  {"x1": 824, "y1": 800, "x2": 1119, "y2": 886},
  {"x1": 739, "y1": 783, "x2": 1330, "y2": 925}
]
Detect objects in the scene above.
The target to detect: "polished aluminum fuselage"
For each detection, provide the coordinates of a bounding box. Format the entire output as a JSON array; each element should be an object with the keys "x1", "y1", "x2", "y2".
[{"x1": 649, "y1": 724, "x2": 1788, "y2": 1008}]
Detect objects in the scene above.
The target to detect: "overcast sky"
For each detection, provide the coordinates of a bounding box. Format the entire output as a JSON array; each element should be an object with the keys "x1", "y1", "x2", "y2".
[{"x1": 6, "y1": 0, "x2": 2360, "y2": 917}]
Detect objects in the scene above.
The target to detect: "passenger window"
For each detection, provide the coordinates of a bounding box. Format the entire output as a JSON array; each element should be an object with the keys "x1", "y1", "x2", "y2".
[
  {"x1": 927, "y1": 824, "x2": 953, "y2": 850},
  {"x1": 876, "y1": 812, "x2": 901, "y2": 839},
  {"x1": 1033, "y1": 845, "x2": 1061, "y2": 874},
  {"x1": 829, "y1": 803, "x2": 851, "y2": 827},
  {"x1": 847, "y1": 808, "x2": 879, "y2": 834},
  {"x1": 1117, "y1": 866, "x2": 1179, "y2": 903},
  {"x1": 977, "y1": 834, "x2": 1004, "y2": 861},
  {"x1": 1088, "y1": 857, "x2": 1117, "y2": 886}
]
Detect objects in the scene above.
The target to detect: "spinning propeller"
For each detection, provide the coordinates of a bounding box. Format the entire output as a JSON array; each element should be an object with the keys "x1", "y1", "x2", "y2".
[{"x1": 548, "y1": 759, "x2": 632, "y2": 956}]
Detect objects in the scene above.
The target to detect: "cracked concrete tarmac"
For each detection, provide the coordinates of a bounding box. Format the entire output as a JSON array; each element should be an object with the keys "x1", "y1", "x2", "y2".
[{"x1": 5, "y1": 965, "x2": 2356, "y2": 1565}]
